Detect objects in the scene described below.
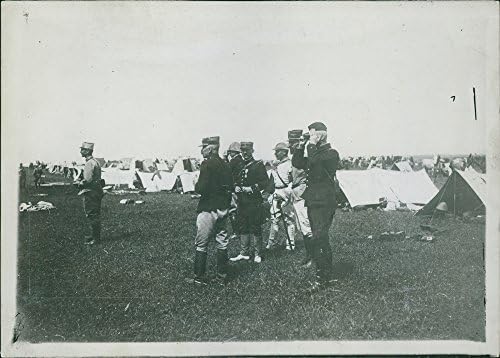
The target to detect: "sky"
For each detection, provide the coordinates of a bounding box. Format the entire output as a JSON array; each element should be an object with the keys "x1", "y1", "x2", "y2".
[{"x1": 2, "y1": 2, "x2": 498, "y2": 164}]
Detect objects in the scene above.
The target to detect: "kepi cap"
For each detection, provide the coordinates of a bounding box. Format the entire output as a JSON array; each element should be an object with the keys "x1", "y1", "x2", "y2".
[
  {"x1": 240, "y1": 141, "x2": 254, "y2": 150},
  {"x1": 200, "y1": 136, "x2": 220, "y2": 147},
  {"x1": 80, "y1": 142, "x2": 94, "y2": 150},
  {"x1": 288, "y1": 129, "x2": 303, "y2": 141},
  {"x1": 273, "y1": 142, "x2": 289, "y2": 151},
  {"x1": 308, "y1": 121, "x2": 327, "y2": 131},
  {"x1": 227, "y1": 142, "x2": 241, "y2": 153}
]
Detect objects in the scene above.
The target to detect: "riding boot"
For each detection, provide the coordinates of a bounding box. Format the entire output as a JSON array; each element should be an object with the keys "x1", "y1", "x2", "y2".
[
  {"x1": 91, "y1": 220, "x2": 101, "y2": 243},
  {"x1": 216, "y1": 249, "x2": 229, "y2": 279},
  {"x1": 309, "y1": 239, "x2": 323, "y2": 280},
  {"x1": 194, "y1": 250, "x2": 207, "y2": 280},
  {"x1": 301, "y1": 235, "x2": 313, "y2": 267}
]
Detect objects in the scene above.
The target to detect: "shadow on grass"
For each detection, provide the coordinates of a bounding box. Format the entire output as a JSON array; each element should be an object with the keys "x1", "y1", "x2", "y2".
[
  {"x1": 333, "y1": 259, "x2": 355, "y2": 280},
  {"x1": 103, "y1": 230, "x2": 142, "y2": 243}
]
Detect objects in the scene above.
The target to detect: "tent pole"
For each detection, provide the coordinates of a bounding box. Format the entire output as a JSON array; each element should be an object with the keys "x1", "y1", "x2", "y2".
[{"x1": 453, "y1": 173, "x2": 456, "y2": 216}]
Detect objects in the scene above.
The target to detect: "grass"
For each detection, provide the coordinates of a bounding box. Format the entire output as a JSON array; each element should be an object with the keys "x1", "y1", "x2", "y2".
[{"x1": 15, "y1": 171, "x2": 485, "y2": 342}]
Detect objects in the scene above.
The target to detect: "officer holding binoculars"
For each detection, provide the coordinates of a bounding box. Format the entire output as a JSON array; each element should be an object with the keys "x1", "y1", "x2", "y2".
[{"x1": 291, "y1": 122, "x2": 340, "y2": 292}]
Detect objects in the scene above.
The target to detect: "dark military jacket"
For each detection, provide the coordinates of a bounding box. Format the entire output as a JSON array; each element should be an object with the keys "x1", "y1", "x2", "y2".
[
  {"x1": 292, "y1": 142, "x2": 339, "y2": 208},
  {"x1": 235, "y1": 157, "x2": 269, "y2": 207},
  {"x1": 229, "y1": 154, "x2": 245, "y2": 184},
  {"x1": 195, "y1": 154, "x2": 233, "y2": 213}
]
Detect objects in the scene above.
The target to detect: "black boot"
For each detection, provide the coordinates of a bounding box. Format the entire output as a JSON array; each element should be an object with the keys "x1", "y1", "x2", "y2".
[
  {"x1": 216, "y1": 249, "x2": 229, "y2": 280},
  {"x1": 189, "y1": 251, "x2": 207, "y2": 285},
  {"x1": 300, "y1": 236, "x2": 313, "y2": 267},
  {"x1": 85, "y1": 221, "x2": 101, "y2": 245},
  {"x1": 214, "y1": 249, "x2": 230, "y2": 285}
]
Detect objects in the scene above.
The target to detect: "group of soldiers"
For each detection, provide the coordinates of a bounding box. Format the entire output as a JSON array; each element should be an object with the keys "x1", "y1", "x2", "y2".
[
  {"x1": 74, "y1": 120, "x2": 340, "y2": 292},
  {"x1": 187, "y1": 121, "x2": 340, "y2": 292},
  {"x1": 18, "y1": 161, "x2": 45, "y2": 191}
]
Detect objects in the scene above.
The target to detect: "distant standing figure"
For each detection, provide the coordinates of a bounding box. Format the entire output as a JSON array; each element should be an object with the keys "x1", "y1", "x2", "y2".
[
  {"x1": 19, "y1": 164, "x2": 27, "y2": 191},
  {"x1": 33, "y1": 165, "x2": 43, "y2": 189},
  {"x1": 186, "y1": 136, "x2": 233, "y2": 285},
  {"x1": 76, "y1": 142, "x2": 104, "y2": 245}
]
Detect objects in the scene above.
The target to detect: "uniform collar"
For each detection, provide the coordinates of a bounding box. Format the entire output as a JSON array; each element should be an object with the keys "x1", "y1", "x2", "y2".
[
  {"x1": 85, "y1": 155, "x2": 94, "y2": 162},
  {"x1": 278, "y1": 157, "x2": 290, "y2": 165},
  {"x1": 244, "y1": 156, "x2": 254, "y2": 164},
  {"x1": 312, "y1": 142, "x2": 331, "y2": 154}
]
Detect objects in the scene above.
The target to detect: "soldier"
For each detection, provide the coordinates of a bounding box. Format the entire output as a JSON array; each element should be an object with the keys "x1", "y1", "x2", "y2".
[
  {"x1": 75, "y1": 142, "x2": 104, "y2": 245},
  {"x1": 226, "y1": 142, "x2": 245, "y2": 240},
  {"x1": 230, "y1": 142, "x2": 269, "y2": 264},
  {"x1": 227, "y1": 142, "x2": 245, "y2": 181},
  {"x1": 288, "y1": 130, "x2": 313, "y2": 267},
  {"x1": 19, "y1": 163, "x2": 27, "y2": 192},
  {"x1": 292, "y1": 122, "x2": 340, "y2": 291},
  {"x1": 266, "y1": 142, "x2": 296, "y2": 251},
  {"x1": 33, "y1": 164, "x2": 43, "y2": 189},
  {"x1": 186, "y1": 136, "x2": 233, "y2": 285}
]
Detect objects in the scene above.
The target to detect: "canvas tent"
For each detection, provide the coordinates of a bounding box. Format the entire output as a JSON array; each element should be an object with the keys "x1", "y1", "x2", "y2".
[
  {"x1": 134, "y1": 156, "x2": 200, "y2": 193},
  {"x1": 416, "y1": 168, "x2": 486, "y2": 216},
  {"x1": 391, "y1": 161, "x2": 413, "y2": 172},
  {"x1": 172, "y1": 158, "x2": 198, "y2": 176},
  {"x1": 155, "y1": 160, "x2": 170, "y2": 171},
  {"x1": 101, "y1": 167, "x2": 137, "y2": 188},
  {"x1": 135, "y1": 171, "x2": 178, "y2": 193},
  {"x1": 336, "y1": 168, "x2": 438, "y2": 209},
  {"x1": 135, "y1": 159, "x2": 157, "y2": 173},
  {"x1": 118, "y1": 158, "x2": 134, "y2": 170}
]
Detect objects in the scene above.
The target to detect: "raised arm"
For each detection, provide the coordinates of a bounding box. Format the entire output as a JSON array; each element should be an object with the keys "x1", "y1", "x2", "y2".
[{"x1": 292, "y1": 147, "x2": 308, "y2": 169}]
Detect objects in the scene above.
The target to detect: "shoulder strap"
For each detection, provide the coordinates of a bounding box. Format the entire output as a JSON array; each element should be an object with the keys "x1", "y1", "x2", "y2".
[
  {"x1": 274, "y1": 169, "x2": 287, "y2": 187},
  {"x1": 323, "y1": 167, "x2": 336, "y2": 185}
]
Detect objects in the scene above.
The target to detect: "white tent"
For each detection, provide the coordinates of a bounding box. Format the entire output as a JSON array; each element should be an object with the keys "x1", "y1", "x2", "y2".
[
  {"x1": 336, "y1": 168, "x2": 438, "y2": 209},
  {"x1": 156, "y1": 161, "x2": 169, "y2": 171},
  {"x1": 417, "y1": 168, "x2": 486, "y2": 216},
  {"x1": 179, "y1": 172, "x2": 200, "y2": 193},
  {"x1": 135, "y1": 171, "x2": 178, "y2": 193},
  {"x1": 391, "y1": 161, "x2": 413, "y2": 172},
  {"x1": 101, "y1": 167, "x2": 136, "y2": 188},
  {"x1": 336, "y1": 169, "x2": 395, "y2": 208},
  {"x1": 172, "y1": 157, "x2": 198, "y2": 176}
]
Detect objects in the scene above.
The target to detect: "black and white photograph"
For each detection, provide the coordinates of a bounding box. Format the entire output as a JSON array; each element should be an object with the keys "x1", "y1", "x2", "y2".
[{"x1": 1, "y1": 1, "x2": 499, "y2": 356}]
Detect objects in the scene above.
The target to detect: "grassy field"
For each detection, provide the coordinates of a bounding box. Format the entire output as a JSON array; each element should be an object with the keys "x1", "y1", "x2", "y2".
[{"x1": 15, "y1": 171, "x2": 485, "y2": 342}]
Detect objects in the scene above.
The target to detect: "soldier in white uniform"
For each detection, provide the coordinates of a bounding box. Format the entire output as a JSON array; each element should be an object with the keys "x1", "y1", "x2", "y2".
[
  {"x1": 266, "y1": 142, "x2": 297, "y2": 251},
  {"x1": 288, "y1": 130, "x2": 313, "y2": 267}
]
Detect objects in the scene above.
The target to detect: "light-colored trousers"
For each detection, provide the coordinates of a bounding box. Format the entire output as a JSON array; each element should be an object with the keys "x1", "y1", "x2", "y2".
[
  {"x1": 268, "y1": 196, "x2": 296, "y2": 249},
  {"x1": 240, "y1": 234, "x2": 263, "y2": 257},
  {"x1": 292, "y1": 198, "x2": 312, "y2": 238},
  {"x1": 195, "y1": 209, "x2": 229, "y2": 252}
]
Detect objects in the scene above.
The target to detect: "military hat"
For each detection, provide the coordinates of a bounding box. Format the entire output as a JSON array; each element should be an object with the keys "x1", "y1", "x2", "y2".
[
  {"x1": 273, "y1": 142, "x2": 289, "y2": 151},
  {"x1": 240, "y1": 142, "x2": 254, "y2": 150},
  {"x1": 308, "y1": 121, "x2": 327, "y2": 131},
  {"x1": 227, "y1": 142, "x2": 241, "y2": 153},
  {"x1": 288, "y1": 129, "x2": 303, "y2": 141},
  {"x1": 80, "y1": 142, "x2": 94, "y2": 150},
  {"x1": 199, "y1": 136, "x2": 220, "y2": 147}
]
